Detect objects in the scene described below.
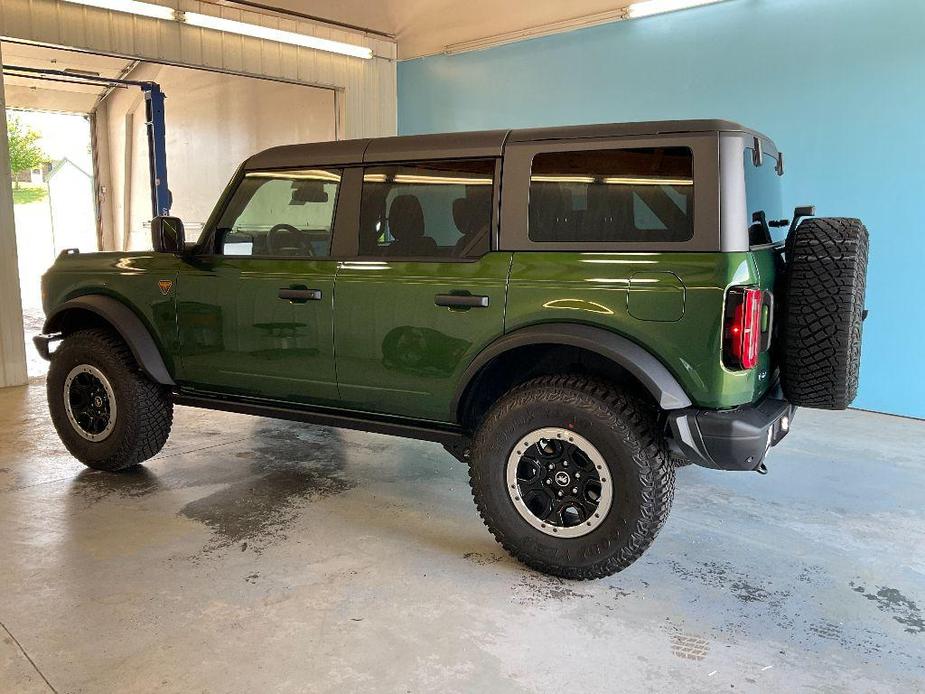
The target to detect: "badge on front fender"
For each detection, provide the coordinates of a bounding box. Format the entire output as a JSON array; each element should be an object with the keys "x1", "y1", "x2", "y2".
[{"x1": 158, "y1": 279, "x2": 173, "y2": 295}]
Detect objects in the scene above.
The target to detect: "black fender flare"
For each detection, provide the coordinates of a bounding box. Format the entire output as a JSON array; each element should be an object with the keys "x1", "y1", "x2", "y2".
[
  {"x1": 452, "y1": 323, "x2": 693, "y2": 419},
  {"x1": 42, "y1": 295, "x2": 175, "y2": 386}
]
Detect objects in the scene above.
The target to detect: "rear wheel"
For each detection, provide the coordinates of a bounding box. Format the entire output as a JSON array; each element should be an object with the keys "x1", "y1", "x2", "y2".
[
  {"x1": 469, "y1": 375, "x2": 674, "y2": 579},
  {"x1": 47, "y1": 329, "x2": 173, "y2": 471}
]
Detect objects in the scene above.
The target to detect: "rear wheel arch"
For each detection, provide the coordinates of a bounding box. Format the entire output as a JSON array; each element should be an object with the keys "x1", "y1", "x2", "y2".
[
  {"x1": 44, "y1": 295, "x2": 175, "y2": 386},
  {"x1": 452, "y1": 323, "x2": 692, "y2": 430}
]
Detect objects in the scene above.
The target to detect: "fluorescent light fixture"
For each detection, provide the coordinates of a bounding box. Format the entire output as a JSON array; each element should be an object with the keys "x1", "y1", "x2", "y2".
[
  {"x1": 628, "y1": 0, "x2": 725, "y2": 19},
  {"x1": 58, "y1": 0, "x2": 373, "y2": 60},
  {"x1": 393, "y1": 174, "x2": 491, "y2": 185},
  {"x1": 60, "y1": 0, "x2": 175, "y2": 20},
  {"x1": 363, "y1": 174, "x2": 492, "y2": 185},
  {"x1": 183, "y1": 12, "x2": 373, "y2": 60},
  {"x1": 602, "y1": 176, "x2": 693, "y2": 186},
  {"x1": 248, "y1": 170, "x2": 342, "y2": 182},
  {"x1": 532, "y1": 175, "x2": 691, "y2": 186},
  {"x1": 531, "y1": 175, "x2": 596, "y2": 184}
]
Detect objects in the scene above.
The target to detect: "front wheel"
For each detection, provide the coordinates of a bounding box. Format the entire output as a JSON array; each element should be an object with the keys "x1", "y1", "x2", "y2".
[
  {"x1": 469, "y1": 375, "x2": 674, "y2": 579},
  {"x1": 47, "y1": 328, "x2": 173, "y2": 471}
]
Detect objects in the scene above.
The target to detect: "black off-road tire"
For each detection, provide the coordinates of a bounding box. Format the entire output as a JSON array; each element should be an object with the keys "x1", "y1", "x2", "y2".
[
  {"x1": 781, "y1": 217, "x2": 869, "y2": 409},
  {"x1": 47, "y1": 329, "x2": 173, "y2": 471},
  {"x1": 469, "y1": 375, "x2": 674, "y2": 580}
]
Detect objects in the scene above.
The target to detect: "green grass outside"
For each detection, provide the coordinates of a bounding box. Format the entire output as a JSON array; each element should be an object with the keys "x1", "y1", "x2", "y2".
[{"x1": 12, "y1": 184, "x2": 48, "y2": 205}]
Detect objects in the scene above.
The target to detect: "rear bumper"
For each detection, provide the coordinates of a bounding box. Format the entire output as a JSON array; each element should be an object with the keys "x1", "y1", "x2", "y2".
[{"x1": 667, "y1": 395, "x2": 794, "y2": 471}]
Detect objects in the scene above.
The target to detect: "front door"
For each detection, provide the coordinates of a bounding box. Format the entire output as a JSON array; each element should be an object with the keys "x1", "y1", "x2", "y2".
[
  {"x1": 176, "y1": 167, "x2": 343, "y2": 405},
  {"x1": 334, "y1": 159, "x2": 510, "y2": 422}
]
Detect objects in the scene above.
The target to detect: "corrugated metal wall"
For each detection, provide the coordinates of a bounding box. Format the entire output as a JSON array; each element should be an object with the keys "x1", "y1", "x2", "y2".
[{"x1": 0, "y1": 0, "x2": 397, "y2": 139}]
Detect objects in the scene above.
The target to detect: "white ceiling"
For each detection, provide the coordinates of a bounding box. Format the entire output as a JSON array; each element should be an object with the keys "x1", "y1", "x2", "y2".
[
  {"x1": 2, "y1": 42, "x2": 135, "y2": 113},
  {"x1": 222, "y1": 0, "x2": 638, "y2": 59}
]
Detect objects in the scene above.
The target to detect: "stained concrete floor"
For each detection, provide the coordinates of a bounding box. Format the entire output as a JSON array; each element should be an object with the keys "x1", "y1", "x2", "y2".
[{"x1": 0, "y1": 379, "x2": 922, "y2": 693}]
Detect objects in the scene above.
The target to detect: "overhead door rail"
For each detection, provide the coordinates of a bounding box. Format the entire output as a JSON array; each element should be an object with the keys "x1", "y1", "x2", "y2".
[{"x1": 2, "y1": 64, "x2": 171, "y2": 217}]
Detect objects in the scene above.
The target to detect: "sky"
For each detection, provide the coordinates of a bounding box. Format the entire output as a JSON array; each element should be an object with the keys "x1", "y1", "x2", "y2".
[{"x1": 5, "y1": 109, "x2": 92, "y2": 173}]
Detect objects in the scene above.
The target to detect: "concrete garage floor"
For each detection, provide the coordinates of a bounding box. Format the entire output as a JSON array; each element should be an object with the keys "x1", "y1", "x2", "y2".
[{"x1": 0, "y1": 380, "x2": 922, "y2": 693}]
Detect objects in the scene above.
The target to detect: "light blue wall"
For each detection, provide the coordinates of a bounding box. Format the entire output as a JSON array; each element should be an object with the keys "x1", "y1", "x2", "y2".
[{"x1": 398, "y1": 0, "x2": 925, "y2": 418}]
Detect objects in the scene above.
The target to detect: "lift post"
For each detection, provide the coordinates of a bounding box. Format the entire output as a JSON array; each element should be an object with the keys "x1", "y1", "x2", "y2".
[
  {"x1": 142, "y1": 82, "x2": 171, "y2": 216},
  {"x1": 2, "y1": 64, "x2": 172, "y2": 218}
]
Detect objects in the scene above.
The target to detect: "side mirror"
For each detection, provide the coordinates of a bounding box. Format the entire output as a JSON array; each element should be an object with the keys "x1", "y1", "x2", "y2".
[{"x1": 151, "y1": 216, "x2": 185, "y2": 254}]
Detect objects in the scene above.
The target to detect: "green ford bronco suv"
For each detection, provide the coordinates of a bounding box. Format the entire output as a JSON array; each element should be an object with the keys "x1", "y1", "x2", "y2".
[{"x1": 36, "y1": 120, "x2": 869, "y2": 579}]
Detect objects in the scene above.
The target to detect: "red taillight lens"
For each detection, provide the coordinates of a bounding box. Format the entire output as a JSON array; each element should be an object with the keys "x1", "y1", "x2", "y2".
[{"x1": 723, "y1": 287, "x2": 763, "y2": 370}]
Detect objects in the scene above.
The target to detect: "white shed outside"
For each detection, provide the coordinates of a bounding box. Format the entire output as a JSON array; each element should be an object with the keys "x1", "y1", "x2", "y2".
[{"x1": 47, "y1": 157, "x2": 97, "y2": 255}]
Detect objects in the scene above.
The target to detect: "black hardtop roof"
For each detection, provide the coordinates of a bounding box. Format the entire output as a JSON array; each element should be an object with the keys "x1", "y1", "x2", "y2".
[{"x1": 244, "y1": 119, "x2": 773, "y2": 170}]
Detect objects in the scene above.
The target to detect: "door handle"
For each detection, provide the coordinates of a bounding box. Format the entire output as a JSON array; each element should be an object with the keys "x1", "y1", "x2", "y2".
[
  {"x1": 434, "y1": 293, "x2": 489, "y2": 308},
  {"x1": 278, "y1": 288, "x2": 322, "y2": 303}
]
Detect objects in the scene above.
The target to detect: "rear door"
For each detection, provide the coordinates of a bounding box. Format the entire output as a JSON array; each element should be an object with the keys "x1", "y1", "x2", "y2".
[
  {"x1": 333, "y1": 159, "x2": 510, "y2": 422},
  {"x1": 175, "y1": 168, "x2": 342, "y2": 405}
]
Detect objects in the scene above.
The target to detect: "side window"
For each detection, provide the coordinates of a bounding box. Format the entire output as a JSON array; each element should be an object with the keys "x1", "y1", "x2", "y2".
[
  {"x1": 358, "y1": 160, "x2": 494, "y2": 259},
  {"x1": 215, "y1": 169, "x2": 341, "y2": 257},
  {"x1": 528, "y1": 147, "x2": 694, "y2": 243}
]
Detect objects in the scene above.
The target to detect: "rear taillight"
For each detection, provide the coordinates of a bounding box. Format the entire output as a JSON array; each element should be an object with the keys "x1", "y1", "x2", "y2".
[{"x1": 723, "y1": 287, "x2": 763, "y2": 370}]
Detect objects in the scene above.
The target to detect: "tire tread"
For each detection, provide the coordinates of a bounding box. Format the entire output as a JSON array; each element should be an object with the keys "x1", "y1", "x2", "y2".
[
  {"x1": 469, "y1": 375, "x2": 674, "y2": 580},
  {"x1": 49, "y1": 328, "x2": 173, "y2": 471}
]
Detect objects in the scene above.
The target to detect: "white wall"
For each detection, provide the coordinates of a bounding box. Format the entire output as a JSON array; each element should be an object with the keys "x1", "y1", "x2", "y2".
[
  {"x1": 0, "y1": 44, "x2": 28, "y2": 387},
  {"x1": 96, "y1": 63, "x2": 337, "y2": 250},
  {"x1": 0, "y1": 0, "x2": 397, "y2": 140}
]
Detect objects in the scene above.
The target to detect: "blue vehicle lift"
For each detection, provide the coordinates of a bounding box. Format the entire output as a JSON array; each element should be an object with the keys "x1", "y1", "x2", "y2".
[{"x1": 2, "y1": 64, "x2": 171, "y2": 217}]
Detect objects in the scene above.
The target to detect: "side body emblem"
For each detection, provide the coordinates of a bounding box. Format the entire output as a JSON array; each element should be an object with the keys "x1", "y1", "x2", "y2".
[{"x1": 158, "y1": 279, "x2": 173, "y2": 296}]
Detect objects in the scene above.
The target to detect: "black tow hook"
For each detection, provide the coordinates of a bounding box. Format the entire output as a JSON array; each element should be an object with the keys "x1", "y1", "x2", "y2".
[{"x1": 755, "y1": 462, "x2": 768, "y2": 475}]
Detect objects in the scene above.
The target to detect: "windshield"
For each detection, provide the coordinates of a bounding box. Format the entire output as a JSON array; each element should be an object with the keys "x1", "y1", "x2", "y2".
[{"x1": 744, "y1": 147, "x2": 786, "y2": 244}]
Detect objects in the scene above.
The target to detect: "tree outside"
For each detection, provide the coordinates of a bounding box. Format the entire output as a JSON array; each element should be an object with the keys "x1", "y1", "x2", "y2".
[{"x1": 7, "y1": 114, "x2": 48, "y2": 191}]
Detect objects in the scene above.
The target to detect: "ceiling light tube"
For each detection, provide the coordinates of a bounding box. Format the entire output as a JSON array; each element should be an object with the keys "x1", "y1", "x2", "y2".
[
  {"x1": 602, "y1": 176, "x2": 693, "y2": 186},
  {"x1": 182, "y1": 12, "x2": 373, "y2": 59},
  {"x1": 531, "y1": 175, "x2": 596, "y2": 184},
  {"x1": 60, "y1": 0, "x2": 175, "y2": 21},
  {"x1": 57, "y1": 0, "x2": 373, "y2": 60},
  {"x1": 628, "y1": 0, "x2": 726, "y2": 19}
]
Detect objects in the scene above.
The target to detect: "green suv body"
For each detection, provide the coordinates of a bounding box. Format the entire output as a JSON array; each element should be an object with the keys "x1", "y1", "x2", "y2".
[{"x1": 36, "y1": 120, "x2": 869, "y2": 578}]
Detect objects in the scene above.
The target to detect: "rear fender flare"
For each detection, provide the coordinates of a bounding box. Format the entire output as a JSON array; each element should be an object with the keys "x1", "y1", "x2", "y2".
[{"x1": 452, "y1": 323, "x2": 693, "y2": 420}]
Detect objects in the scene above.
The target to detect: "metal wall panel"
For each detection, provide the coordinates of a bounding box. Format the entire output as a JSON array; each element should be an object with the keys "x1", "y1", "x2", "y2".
[
  {"x1": 0, "y1": 0, "x2": 397, "y2": 139},
  {"x1": 0, "y1": 43, "x2": 28, "y2": 387}
]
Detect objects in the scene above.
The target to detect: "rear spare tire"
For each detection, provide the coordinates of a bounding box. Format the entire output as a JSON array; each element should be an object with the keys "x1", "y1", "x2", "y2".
[{"x1": 781, "y1": 217, "x2": 869, "y2": 409}]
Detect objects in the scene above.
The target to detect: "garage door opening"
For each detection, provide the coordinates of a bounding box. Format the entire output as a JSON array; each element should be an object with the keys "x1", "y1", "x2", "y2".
[
  {"x1": 2, "y1": 41, "x2": 338, "y2": 378},
  {"x1": 4, "y1": 107, "x2": 95, "y2": 377}
]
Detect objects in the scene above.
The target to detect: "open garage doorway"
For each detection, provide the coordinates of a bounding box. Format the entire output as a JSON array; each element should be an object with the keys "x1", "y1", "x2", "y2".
[{"x1": 2, "y1": 41, "x2": 338, "y2": 377}]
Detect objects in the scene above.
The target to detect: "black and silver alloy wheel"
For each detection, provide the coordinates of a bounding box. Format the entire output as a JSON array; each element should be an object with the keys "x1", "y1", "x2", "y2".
[
  {"x1": 506, "y1": 427, "x2": 613, "y2": 538},
  {"x1": 64, "y1": 364, "x2": 117, "y2": 442},
  {"x1": 469, "y1": 375, "x2": 675, "y2": 579},
  {"x1": 48, "y1": 328, "x2": 173, "y2": 471}
]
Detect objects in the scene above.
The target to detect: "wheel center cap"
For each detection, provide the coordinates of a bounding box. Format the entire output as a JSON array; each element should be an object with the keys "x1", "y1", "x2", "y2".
[
  {"x1": 93, "y1": 396, "x2": 104, "y2": 409},
  {"x1": 554, "y1": 470, "x2": 571, "y2": 487}
]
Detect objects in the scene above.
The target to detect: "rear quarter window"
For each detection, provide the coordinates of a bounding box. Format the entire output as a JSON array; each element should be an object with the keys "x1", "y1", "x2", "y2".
[{"x1": 528, "y1": 147, "x2": 694, "y2": 243}]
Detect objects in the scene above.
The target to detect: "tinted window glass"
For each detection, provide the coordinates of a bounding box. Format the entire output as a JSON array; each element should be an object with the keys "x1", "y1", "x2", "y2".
[
  {"x1": 529, "y1": 147, "x2": 694, "y2": 243},
  {"x1": 216, "y1": 169, "x2": 341, "y2": 257},
  {"x1": 358, "y1": 160, "x2": 494, "y2": 259},
  {"x1": 744, "y1": 148, "x2": 786, "y2": 244}
]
